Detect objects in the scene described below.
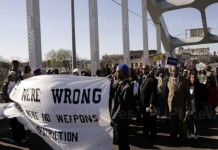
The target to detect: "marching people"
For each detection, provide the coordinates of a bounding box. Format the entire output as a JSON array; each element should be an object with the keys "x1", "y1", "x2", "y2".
[
  {"x1": 139, "y1": 65, "x2": 158, "y2": 140},
  {"x1": 110, "y1": 63, "x2": 119, "y2": 84},
  {"x1": 52, "y1": 68, "x2": 59, "y2": 74},
  {"x1": 72, "y1": 68, "x2": 81, "y2": 76},
  {"x1": 110, "y1": 64, "x2": 133, "y2": 150},
  {"x1": 95, "y1": 69, "x2": 104, "y2": 77},
  {"x1": 9, "y1": 60, "x2": 23, "y2": 80},
  {"x1": 22, "y1": 65, "x2": 32, "y2": 79},
  {"x1": 182, "y1": 69, "x2": 189, "y2": 79},
  {"x1": 156, "y1": 70, "x2": 168, "y2": 116},
  {"x1": 108, "y1": 63, "x2": 119, "y2": 114},
  {"x1": 204, "y1": 75, "x2": 217, "y2": 120},
  {"x1": 46, "y1": 69, "x2": 53, "y2": 74},
  {"x1": 33, "y1": 68, "x2": 42, "y2": 76},
  {"x1": 187, "y1": 71, "x2": 209, "y2": 139},
  {"x1": 129, "y1": 68, "x2": 140, "y2": 124},
  {"x1": 167, "y1": 66, "x2": 191, "y2": 141},
  {"x1": 1, "y1": 71, "x2": 26, "y2": 143}
]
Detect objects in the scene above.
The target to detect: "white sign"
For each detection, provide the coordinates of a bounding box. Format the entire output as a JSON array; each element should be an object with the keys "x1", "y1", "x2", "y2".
[
  {"x1": 1, "y1": 75, "x2": 113, "y2": 150},
  {"x1": 196, "y1": 62, "x2": 205, "y2": 71}
]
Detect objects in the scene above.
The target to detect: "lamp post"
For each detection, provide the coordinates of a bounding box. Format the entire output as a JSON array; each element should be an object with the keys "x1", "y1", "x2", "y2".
[{"x1": 71, "y1": 0, "x2": 77, "y2": 71}]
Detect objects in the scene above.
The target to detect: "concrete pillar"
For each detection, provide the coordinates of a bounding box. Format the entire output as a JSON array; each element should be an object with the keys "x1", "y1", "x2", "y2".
[
  {"x1": 156, "y1": 23, "x2": 162, "y2": 66},
  {"x1": 121, "y1": 0, "x2": 130, "y2": 66},
  {"x1": 26, "y1": 0, "x2": 42, "y2": 71},
  {"x1": 141, "y1": 0, "x2": 149, "y2": 65},
  {"x1": 156, "y1": 24, "x2": 161, "y2": 53},
  {"x1": 89, "y1": 0, "x2": 100, "y2": 76}
]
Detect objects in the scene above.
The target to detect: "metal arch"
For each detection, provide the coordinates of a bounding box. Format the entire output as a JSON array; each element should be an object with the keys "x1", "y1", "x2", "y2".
[{"x1": 147, "y1": 0, "x2": 218, "y2": 53}]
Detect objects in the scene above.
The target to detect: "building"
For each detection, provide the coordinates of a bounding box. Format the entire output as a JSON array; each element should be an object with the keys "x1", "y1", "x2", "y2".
[
  {"x1": 101, "y1": 50, "x2": 167, "y2": 69},
  {"x1": 101, "y1": 54, "x2": 123, "y2": 67},
  {"x1": 176, "y1": 47, "x2": 211, "y2": 67},
  {"x1": 176, "y1": 47, "x2": 209, "y2": 55}
]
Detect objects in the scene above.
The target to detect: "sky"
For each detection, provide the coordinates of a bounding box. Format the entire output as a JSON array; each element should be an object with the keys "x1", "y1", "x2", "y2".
[{"x1": 0, "y1": 0, "x2": 218, "y2": 62}]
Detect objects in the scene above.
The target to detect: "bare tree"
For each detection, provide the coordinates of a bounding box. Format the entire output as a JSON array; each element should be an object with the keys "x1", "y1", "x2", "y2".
[
  {"x1": 56, "y1": 49, "x2": 72, "y2": 72},
  {"x1": 45, "y1": 49, "x2": 78, "y2": 72},
  {"x1": 45, "y1": 49, "x2": 58, "y2": 68}
]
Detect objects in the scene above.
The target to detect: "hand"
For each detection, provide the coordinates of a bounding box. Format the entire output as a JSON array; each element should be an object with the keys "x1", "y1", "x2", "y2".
[
  {"x1": 107, "y1": 74, "x2": 112, "y2": 79},
  {"x1": 110, "y1": 121, "x2": 118, "y2": 127},
  {"x1": 149, "y1": 104, "x2": 155, "y2": 109}
]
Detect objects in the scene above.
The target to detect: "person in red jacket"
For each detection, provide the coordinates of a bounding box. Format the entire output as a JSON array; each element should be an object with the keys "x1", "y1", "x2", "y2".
[{"x1": 204, "y1": 76, "x2": 217, "y2": 119}]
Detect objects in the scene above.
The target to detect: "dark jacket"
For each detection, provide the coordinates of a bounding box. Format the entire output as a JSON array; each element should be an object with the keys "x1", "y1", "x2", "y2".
[
  {"x1": 140, "y1": 74, "x2": 158, "y2": 107},
  {"x1": 191, "y1": 82, "x2": 209, "y2": 111},
  {"x1": 110, "y1": 79, "x2": 133, "y2": 123}
]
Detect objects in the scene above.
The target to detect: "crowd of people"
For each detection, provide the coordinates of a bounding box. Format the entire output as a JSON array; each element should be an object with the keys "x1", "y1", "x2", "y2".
[
  {"x1": 108, "y1": 63, "x2": 218, "y2": 150},
  {"x1": 1, "y1": 60, "x2": 218, "y2": 150}
]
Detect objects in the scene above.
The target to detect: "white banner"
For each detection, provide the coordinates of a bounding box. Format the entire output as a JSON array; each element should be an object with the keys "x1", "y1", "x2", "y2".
[{"x1": 1, "y1": 75, "x2": 113, "y2": 150}]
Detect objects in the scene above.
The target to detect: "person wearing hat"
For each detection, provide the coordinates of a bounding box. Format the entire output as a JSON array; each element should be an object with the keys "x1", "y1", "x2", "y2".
[
  {"x1": 110, "y1": 64, "x2": 133, "y2": 150},
  {"x1": 1, "y1": 71, "x2": 26, "y2": 143}
]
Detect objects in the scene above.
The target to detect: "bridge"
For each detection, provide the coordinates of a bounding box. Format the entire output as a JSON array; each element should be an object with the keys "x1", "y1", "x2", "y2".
[
  {"x1": 147, "y1": 0, "x2": 218, "y2": 57},
  {"x1": 26, "y1": 0, "x2": 218, "y2": 74}
]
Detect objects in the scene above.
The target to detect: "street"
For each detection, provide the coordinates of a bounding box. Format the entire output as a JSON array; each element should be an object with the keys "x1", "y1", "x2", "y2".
[{"x1": 0, "y1": 115, "x2": 218, "y2": 150}]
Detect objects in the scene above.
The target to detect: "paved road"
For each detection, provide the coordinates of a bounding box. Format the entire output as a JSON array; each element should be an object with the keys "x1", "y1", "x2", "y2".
[{"x1": 0, "y1": 115, "x2": 218, "y2": 150}]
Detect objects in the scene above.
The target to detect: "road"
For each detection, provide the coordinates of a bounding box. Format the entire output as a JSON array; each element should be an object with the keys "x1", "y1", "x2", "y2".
[{"x1": 0, "y1": 115, "x2": 218, "y2": 150}]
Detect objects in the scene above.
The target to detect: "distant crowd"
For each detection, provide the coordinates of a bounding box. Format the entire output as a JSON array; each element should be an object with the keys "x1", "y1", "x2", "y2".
[{"x1": 1, "y1": 60, "x2": 218, "y2": 150}]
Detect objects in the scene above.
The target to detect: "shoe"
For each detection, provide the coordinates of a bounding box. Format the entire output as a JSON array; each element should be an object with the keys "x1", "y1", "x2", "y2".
[
  {"x1": 20, "y1": 139, "x2": 27, "y2": 143},
  {"x1": 193, "y1": 134, "x2": 198, "y2": 139},
  {"x1": 187, "y1": 134, "x2": 194, "y2": 139}
]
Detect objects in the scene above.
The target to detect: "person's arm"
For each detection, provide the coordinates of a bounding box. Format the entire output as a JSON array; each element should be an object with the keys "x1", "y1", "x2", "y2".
[{"x1": 1, "y1": 83, "x2": 10, "y2": 103}]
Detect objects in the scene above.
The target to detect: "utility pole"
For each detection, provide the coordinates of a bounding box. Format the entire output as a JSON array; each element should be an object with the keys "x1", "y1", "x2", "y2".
[{"x1": 71, "y1": 0, "x2": 77, "y2": 71}]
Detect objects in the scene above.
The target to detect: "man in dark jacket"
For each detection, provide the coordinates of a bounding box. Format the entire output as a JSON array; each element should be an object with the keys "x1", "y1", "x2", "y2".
[
  {"x1": 140, "y1": 65, "x2": 158, "y2": 139},
  {"x1": 110, "y1": 64, "x2": 133, "y2": 150},
  {"x1": 188, "y1": 71, "x2": 209, "y2": 139},
  {"x1": 9, "y1": 60, "x2": 23, "y2": 80}
]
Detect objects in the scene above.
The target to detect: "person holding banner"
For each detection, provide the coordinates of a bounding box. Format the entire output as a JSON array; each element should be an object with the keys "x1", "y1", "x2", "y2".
[
  {"x1": 110, "y1": 64, "x2": 133, "y2": 150},
  {"x1": 1, "y1": 71, "x2": 26, "y2": 143},
  {"x1": 9, "y1": 60, "x2": 23, "y2": 80}
]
